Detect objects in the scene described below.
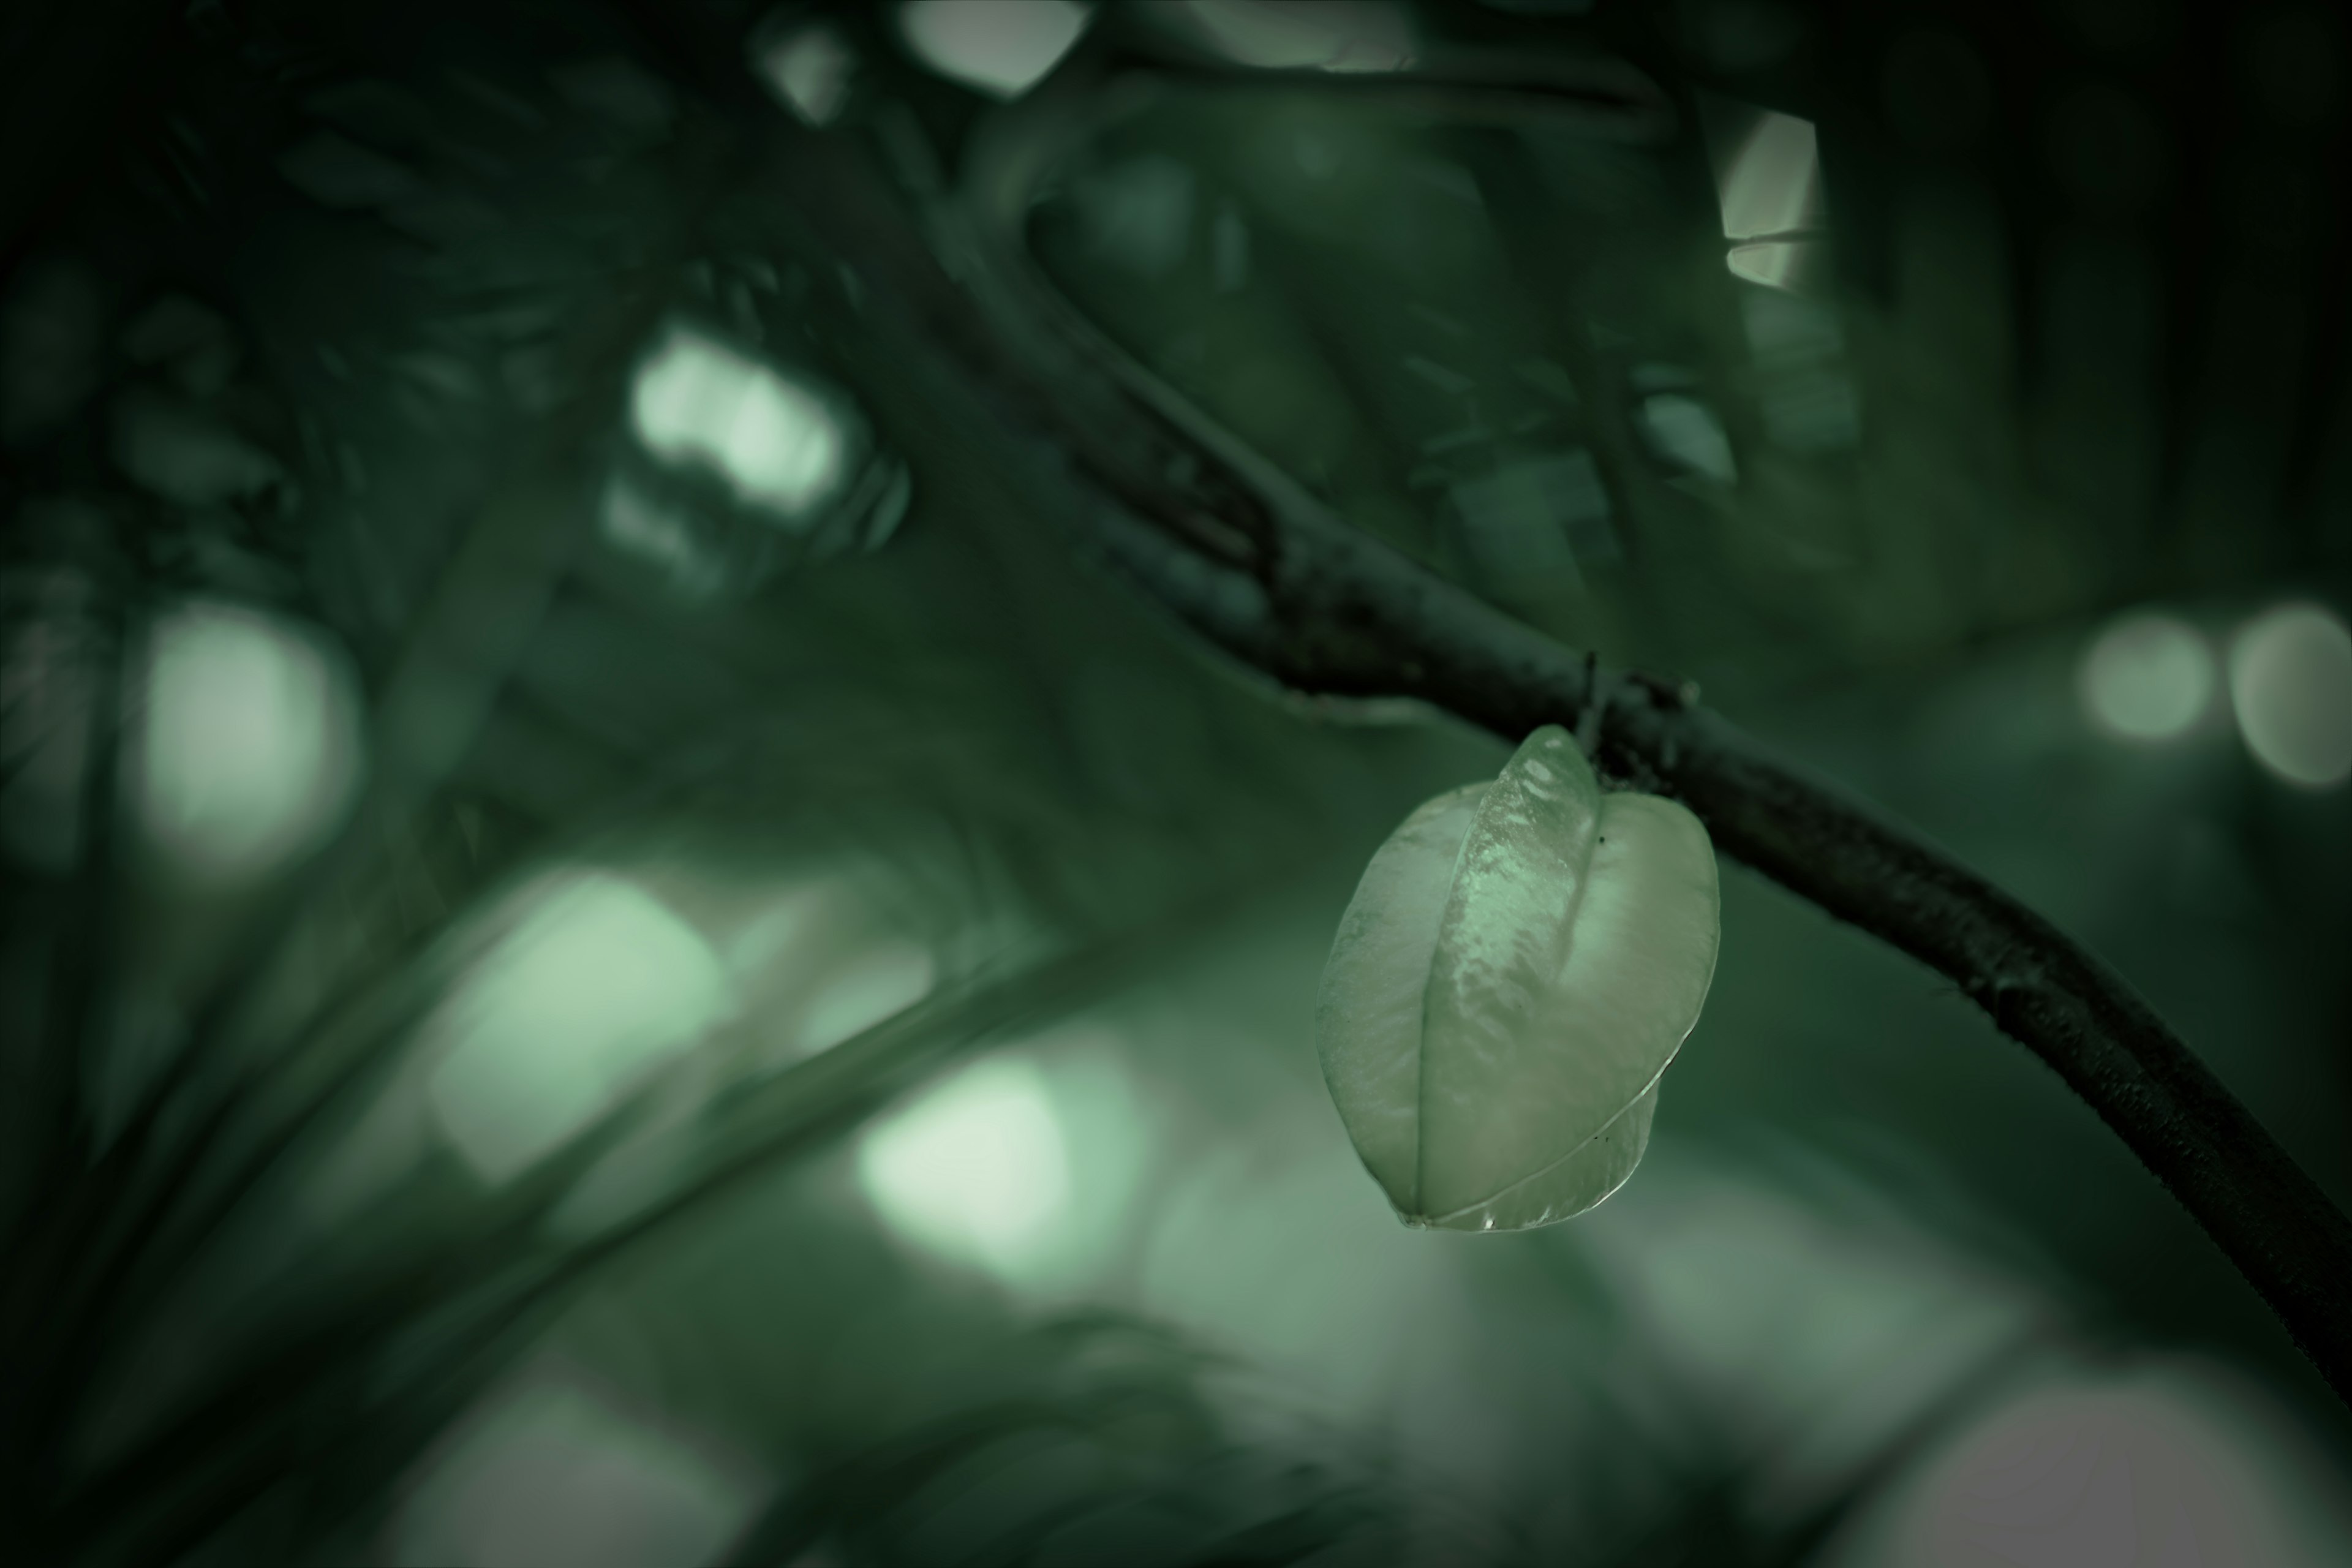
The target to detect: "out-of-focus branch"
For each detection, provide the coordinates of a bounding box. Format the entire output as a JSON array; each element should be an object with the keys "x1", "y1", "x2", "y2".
[{"x1": 636, "y1": 11, "x2": 2352, "y2": 1401}]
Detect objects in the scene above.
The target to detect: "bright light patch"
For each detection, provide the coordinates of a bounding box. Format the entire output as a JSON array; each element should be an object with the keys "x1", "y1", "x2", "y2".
[
  {"x1": 2229, "y1": 603, "x2": 2352, "y2": 788},
  {"x1": 1719, "y1": 111, "x2": 1823, "y2": 239},
  {"x1": 391, "y1": 1371, "x2": 761, "y2": 1568},
  {"x1": 1727, "y1": 238, "x2": 1822, "y2": 291},
  {"x1": 1640, "y1": 394, "x2": 1738, "y2": 483},
  {"x1": 628, "y1": 326, "x2": 845, "y2": 519},
  {"x1": 754, "y1": 20, "x2": 856, "y2": 126},
  {"x1": 897, "y1": 1, "x2": 1091, "y2": 100},
  {"x1": 1175, "y1": 0, "x2": 1416, "y2": 72},
  {"x1": 1721, "y1": 110, "x2": 1826, "y2": 293},
  {"x1": 1851, "y1": 1366, "x2": 2347, "y2": 1568},
  {"x1": 2078, "y1": 611, "x2": 2216, "y2": 742},
  {"x1": 427, "y1": 872, "x2": 734, "y2": 1184},
  {"x1": 859, "y1": 1057, "x2": 1071, "y2": 1281},
  {"x1": 136, "y1": 600, "x2": 361, "y2": 880}
]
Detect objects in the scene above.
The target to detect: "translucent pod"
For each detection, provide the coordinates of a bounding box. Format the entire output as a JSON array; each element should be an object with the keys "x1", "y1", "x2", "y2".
[{"x1": 1316, "y1": 726, "x2": 1719, "y2": 1231}]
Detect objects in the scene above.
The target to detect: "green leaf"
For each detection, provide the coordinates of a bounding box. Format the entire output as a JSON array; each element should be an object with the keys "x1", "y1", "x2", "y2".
[{"x1": 1315, "y1": 726, "x2": 1719, "y2": 1231}]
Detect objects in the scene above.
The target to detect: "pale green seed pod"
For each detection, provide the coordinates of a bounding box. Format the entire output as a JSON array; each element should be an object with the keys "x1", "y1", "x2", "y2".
[{"x1": 1316, "y1": 725, "x2": 1721, "y2": 1231}]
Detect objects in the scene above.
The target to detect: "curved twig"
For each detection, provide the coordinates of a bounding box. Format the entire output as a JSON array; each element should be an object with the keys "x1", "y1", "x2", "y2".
[{"x1": 720, "y1": 17, "x2": 2352, "y2": 1401}]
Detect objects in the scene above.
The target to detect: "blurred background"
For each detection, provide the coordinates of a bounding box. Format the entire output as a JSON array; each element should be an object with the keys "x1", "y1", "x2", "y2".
[{"x1": 3, "y1": 0, "x2": 2350, "y2": 1562}]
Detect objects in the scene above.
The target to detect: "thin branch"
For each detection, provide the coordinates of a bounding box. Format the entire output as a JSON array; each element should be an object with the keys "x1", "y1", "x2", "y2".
[{"x1": 693, "y1": 21, "x2": 2352, "y2": 1400}]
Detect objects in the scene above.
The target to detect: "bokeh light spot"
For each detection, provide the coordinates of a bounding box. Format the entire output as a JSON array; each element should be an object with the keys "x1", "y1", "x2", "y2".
[
  {"x1": 1639, "y1": 394, "x2": 1739, "y2": 484},
  {"x1": 1845, "y1": 1365, "x2": 2342, "y2": 1568},
  {"x1": 137, "y1": 600, "x2": 362, "y2": 880},
  {"x1": 427, "y1": 872, "x2": 734, "y2": 1183},
  {"x1": 628, "y1": 326, "x2": 845, "y2": 518},
  {"x1": 1719, "y1": 111, "x2": 1822, "y2": 239},
  {"x1": 753, "y1": 21, "x2": 855, "y2": 126},
  {"x1": 2077, "y1": 611, "x2": 2216, "y2": 742},
  {"x1": 2228, "y1": 603, "x2": 2352, "y2": 788},
  {"x1": 897, "y1": 1, "x2": 1090, "y2": 100},
  {"x1": 1725, "y1": 238, "x2": 1826, "y2": 292},
  {"x1": 391, "y1": 1371, "x2": 761, "y2": 1568},
  {"x1": 859, "y1": 1056, "x2": 1071, "y2": 1282}
]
